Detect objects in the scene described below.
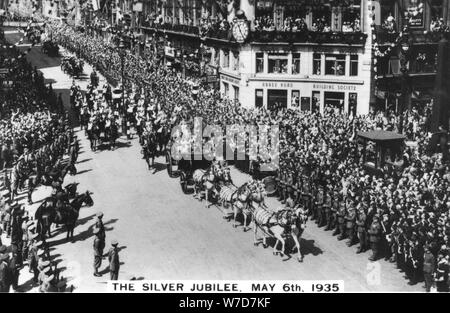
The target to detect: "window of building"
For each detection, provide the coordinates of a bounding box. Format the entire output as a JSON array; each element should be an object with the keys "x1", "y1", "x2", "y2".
[
  {"x1": 292, "y1": 53, "x2": 301, "y2": 74},
  {"x1": 430, "y1": 0, "x2": 444, "y2": 31},
  {"x1": 232, "y1": 51, "x2": 240, "y2": 71},
  {"x1": 342, "y1": 0, "x2": 361, "y2": 32},
  {"x1": 380, "y1": 0, "x2": 397, "y2": 31},
  {"x1": 255, "y1": 89, "x2": 264, "y2": 108},
  {"x1": 348, "y1": 93, "x2": 358, "y2": 116},
  {"x1": 325, "y1": 54, "x2": 346, "y2": 76},
  {"x1": 313, "y1": 53, "x2": 322, "y2": 75},
  {"x1": 268, "y1": 89, "x2": 288, "y2": 111},
  {"x1": 291, "y1": 90, "x2": 300, "y2": 107},
  {"x1": 233, "y1": 86, "x2": 239, "y2": 102},
  {"x1": 223, "y1": 50, "x2": 229, "y2": 68},
  {"x1": 256, "y1": 52, "x2": 264, "y2": 73},
  {"x1": 311, "y1": 5, "x2": 331, "y2": 32},
  {"x1": 312, "y1": 91, "x2": 320, "y2": 113},
  {"x1": 213, "y1": 48, "x2": 220, "y2": 66},
  {"x1": 223, "y1": 82, "x2": 229, "y2": 96},
  {"x1": 350, "y1": 55, "x2": 359, "y2": 76},
  {"x1": 268, "y1": 53, "x2": 288, "y2": 74}
]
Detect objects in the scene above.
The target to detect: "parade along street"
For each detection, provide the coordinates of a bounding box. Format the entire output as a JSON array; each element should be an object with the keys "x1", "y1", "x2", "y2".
[{"x1": 0, "y1": 28, "x2": 423, "y2": 293}]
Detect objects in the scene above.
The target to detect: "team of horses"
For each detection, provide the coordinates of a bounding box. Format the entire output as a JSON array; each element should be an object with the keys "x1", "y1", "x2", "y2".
[
  {"x1": 187, "y1": 162, "x2": 307, "y2": 262},
  {"x1": 61, "y1": 56, "x2": 84, "y2": 78}
]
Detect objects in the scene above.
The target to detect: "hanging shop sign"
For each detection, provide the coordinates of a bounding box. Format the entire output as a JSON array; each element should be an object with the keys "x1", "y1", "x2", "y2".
[{"x1": 406, "y1": 0, "x2": 425, "y2": 28}]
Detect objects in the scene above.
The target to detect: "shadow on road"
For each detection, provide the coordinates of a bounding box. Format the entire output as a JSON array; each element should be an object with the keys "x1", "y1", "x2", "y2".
[{"x1": 76, "y1": 169, "x2": 93, "y2": 175}]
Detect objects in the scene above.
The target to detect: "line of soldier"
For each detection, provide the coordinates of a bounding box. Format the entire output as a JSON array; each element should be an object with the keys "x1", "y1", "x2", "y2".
[
  {"x1": 0, "y1": 209, "x2": 66, "y2": 292},
  {"x1": 276, "y1": 166, "x2": 449, "y2": 292}
]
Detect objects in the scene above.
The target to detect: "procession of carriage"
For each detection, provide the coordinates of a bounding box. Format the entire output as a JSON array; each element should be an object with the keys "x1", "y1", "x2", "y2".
[
  {"x1": 163, "y1": 135, "x2": 306, "y2": 262},
  {"x1": 41, "y1": 40, "x2": 59, "y2": 57},
  {"x1": 61, "y1": 55, "x2": 84, "y2": 78}
]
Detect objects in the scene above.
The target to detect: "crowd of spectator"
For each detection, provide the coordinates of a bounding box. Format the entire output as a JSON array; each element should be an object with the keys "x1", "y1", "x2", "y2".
[{"x1": 48, "y1": 19, "x2": 450, "y2": 292}]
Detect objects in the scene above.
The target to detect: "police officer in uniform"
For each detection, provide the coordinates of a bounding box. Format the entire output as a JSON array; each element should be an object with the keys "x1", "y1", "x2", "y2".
[
  {"x1": 108, "y1": 239, "x2": 120, "y2": 280},
  {"x1": 326, "y1": 190, "x2": 339, "y2": 231},
  {"x1": 93, "y1": 227, "x2": 105, "y2": 277}
]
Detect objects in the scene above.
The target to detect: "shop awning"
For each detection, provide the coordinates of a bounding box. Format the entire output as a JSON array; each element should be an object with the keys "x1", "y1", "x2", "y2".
[{"x1": 357, "y1": 130, "x2": 406, "y2": 142}]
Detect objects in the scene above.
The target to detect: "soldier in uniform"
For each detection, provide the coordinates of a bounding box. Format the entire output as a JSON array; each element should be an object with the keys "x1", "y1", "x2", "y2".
[
  {"x1": 423, "y1": 246, "x2": 435, "y2": 292},
  {"x1": 28, "y1": 240, "x2": 40, "y2": 284},
  {"x1": 108, "y1": 239, "x2": 120, "y2": 280},
  {"x1": 302, "y1": 175, "x2": 312, "y2": 216},
  {"x1": 367, "y1": 215, "x2": 382, "y2": 261},
  {"x1": 356, "y1": 206, "x2": 367, "y2": 253},
  {"x1": 93, "y1": 227, "x2": 105, "y2": 277},
  {"x1": 322, "y1": 191, "x2": 332, "y2": 229},
  {"x1": 326, "y1": 191, "x2": 339, "y2": 231},
  {"x1": 315, "y1": 186, "x2": 325, "y2": 227},
  {"x1": 335, "y1": 198, "x2": 347, "y2": 240},
  {"x1": 345, "y1": 204, "x2": 357, "y2": 247}
]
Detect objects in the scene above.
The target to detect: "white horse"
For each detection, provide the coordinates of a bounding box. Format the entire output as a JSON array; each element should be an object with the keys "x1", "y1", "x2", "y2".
[
  {"x1": 192, "y1": 168, "x2": 219, "y2": 208},
  {"x1": 253, "y1": 206, "x2": 307, "y2": 262}
]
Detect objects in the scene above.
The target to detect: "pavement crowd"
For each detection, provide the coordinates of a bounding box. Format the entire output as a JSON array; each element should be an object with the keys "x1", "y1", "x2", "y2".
[
  {"x1": 0, "y1": 33, "x2": 120, "y2": 292},
  {"x1": 47, "y1": 19, "x2": 450, "y2": 292}
]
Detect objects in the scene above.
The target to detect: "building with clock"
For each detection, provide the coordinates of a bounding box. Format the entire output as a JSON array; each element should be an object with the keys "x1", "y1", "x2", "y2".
[{"x1": 134, "y1": 0, "x2": 373, "y2": 115}]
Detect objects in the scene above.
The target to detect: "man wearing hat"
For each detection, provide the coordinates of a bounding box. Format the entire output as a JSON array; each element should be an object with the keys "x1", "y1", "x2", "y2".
[
  {"x1": 0, "y1": 250, "x2": 10, "y2": 292},
  {"x1": 94, "y1": 212, "x2": 105, "y2": 241},
  {"x1": 93, "y1": 226, "x2": 105, "y2": 277},
  {"x1": 367, "y1": 215, "x2": 382, "y2": 261},
  {"x1": 108, "y1": 239, "x2": 120, "y2": 280}
]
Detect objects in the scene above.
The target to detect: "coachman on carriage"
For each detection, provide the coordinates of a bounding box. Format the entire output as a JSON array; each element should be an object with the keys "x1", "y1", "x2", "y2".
[{"x1": 61, "y1": 56, "x2": 84, "y2": 78}]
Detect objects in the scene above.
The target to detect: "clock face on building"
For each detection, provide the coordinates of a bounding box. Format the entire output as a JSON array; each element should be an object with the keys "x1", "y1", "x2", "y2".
[{"x1": 232, "y1": 20, "x2": 249, "y2": 43}]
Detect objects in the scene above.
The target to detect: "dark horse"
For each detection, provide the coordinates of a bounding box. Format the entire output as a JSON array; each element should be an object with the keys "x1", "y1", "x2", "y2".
[
  {"x1": 156, "y1": 124, "x2": 171, "y2": 156},
  {"x1": 35, "y1": 191, "x2": 94, "y2": 241},
  {"x1": 143, "y1": 131, "x2": 158, "y2": 171}
]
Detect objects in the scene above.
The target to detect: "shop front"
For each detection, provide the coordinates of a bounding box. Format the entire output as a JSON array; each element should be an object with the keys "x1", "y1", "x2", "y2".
[
  {"x1": 246, "y1": 79, "x2": 369, "y2": 115},
  {"x1": 220, "y1": 71, "x2": 241, "y2": 102}
]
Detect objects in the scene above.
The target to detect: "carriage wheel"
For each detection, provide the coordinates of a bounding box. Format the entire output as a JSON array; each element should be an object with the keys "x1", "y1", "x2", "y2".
[
  {"x1": 180, "y1": 172, "x2": 189, "y2": 194},
  {"x1": 166, "y1": 152, "x2": 177, "y2": 178}
]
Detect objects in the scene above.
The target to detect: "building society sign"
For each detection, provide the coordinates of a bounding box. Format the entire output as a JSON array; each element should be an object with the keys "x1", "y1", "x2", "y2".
[{"x1": 313, "y1": 84, "x2": 357, "y2": 91}]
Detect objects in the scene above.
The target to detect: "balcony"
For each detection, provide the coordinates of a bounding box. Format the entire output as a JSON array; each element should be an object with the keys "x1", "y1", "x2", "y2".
[
  {"x1": 250, "y1": 31, "x2": 367, "y2": 45},
  {"x1": 374, "y1": 25, "x2": 448, "y2": 45},
  {"x1": 141, "y1": 23, "x2": 368, "y2": 45}
]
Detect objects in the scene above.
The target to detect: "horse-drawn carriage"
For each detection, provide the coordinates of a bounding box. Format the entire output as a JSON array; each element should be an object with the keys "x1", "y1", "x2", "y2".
[
  {"x1": 61, "y1": 56, "x2": 84, "y2": 77},
  {"x1": 41, "y1": 40, "x2": 59, "y2": 57}
]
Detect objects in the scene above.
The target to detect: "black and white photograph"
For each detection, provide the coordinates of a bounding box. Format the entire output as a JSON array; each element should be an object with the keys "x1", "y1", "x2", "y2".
[{"x1": 0, "y1": 0, "x2": 449, "y2": 299}]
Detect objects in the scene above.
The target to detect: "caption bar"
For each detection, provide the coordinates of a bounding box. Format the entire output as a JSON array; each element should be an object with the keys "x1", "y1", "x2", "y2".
[{"x1": 107, "y1": 280, "x2": 344, "y2": 293}]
